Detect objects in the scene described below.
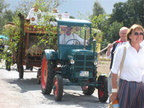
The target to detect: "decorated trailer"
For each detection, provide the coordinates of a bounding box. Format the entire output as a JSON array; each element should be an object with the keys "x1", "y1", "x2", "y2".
[{"x1": 17, "y1": 13, "x2": 57, "y2": 79}]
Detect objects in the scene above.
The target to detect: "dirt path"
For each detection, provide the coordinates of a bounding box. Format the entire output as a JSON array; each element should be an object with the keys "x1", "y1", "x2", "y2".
[
  {"x1": 97, "y1": 60, "x2": 110, "y2": 75},
  {"x1": 0, "y1": 78, "x2": 26, "y2": 108}
]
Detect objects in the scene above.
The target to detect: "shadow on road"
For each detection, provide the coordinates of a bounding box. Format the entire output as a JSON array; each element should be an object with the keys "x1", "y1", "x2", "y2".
[
  {"x1": 6, "y1": 78, "x2": 41, "y2": 93},
  {"x1": 42, "y1": 89, "x2": 108, "y2": 108}
]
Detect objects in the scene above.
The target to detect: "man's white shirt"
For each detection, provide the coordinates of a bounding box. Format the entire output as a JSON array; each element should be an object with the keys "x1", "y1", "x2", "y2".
[{"x1": 59, "y1": 33, "x2": 85, "y2": 45}]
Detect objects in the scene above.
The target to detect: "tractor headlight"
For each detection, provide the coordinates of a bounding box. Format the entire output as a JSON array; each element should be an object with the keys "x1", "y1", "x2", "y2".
[
  {"x1": 70, "y1": 59, "x2": 75, "y2": 64},
  {"x1": 94, "y1": 60, "x2": 98, "y2": 65}
]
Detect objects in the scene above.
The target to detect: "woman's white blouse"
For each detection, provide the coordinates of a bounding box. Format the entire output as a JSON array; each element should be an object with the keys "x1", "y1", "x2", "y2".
[{"x1": 111, "y1": 42, "x2": 144, "y2": 82}]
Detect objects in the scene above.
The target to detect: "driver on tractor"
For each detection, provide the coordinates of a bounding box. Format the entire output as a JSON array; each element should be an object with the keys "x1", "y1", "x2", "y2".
[{"x1": 59, "y1": 26, "x2": 85, "y2": 45}]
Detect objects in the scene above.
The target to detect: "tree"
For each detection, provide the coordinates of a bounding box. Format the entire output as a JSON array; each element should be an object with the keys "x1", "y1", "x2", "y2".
[
  {"x1": 99, "y1": 0, "x2": 144, "y2": 50},
  {"x1": 127, "y1": 0, "x2": 144, "y2": 26},
  {"x1": 3, "y1": 10, "x2": 14, "y2": 22},
  {"x1": 90, "y1": 0, "x2": 108, "y2": 50},
  {"x1": 110, "y1": 0, "x2": 144, "y2": 27},
  {"x1": 91, "y1": 0, "x2": 105, "y2": 19},
  {"x1": 91, "y1": 14, "x2": 110, "y2": 50},
  {"x1": 0, "y1": 0, "x2": 12, "y2": 33},
  {"x1": 0, "y1": 0, "x2": 9, "y2": 13},
  {"x1": 106, "y1": 21, "x2": 123, "y2": 42},
  {"x1": 91, "y1": 14, "x2": 109, "y2": 31}
]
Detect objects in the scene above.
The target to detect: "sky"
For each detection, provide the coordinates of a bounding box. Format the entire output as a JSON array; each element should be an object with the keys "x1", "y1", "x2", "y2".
[{"x1": 5, "y1": 0, "x2": 127, "y2": 18}]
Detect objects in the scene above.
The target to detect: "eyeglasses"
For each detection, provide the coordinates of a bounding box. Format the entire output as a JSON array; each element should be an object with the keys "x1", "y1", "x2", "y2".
[{"x1": 133, "y1": 32, "x2": 144, "y2": 36}]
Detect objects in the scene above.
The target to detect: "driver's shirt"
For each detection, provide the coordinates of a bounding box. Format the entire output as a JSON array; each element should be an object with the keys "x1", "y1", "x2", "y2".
[{"x1": 59, "y1": 33, "x2": 84, "y2": 45}]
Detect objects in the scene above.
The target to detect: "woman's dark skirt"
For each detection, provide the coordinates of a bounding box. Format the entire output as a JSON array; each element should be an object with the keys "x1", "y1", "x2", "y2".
[{"x1": 118, "y1": 79, "x2": 144, "y2": 108}]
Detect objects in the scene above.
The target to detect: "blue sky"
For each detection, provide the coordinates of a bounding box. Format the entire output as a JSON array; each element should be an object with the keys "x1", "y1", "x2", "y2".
[{"x1": 5, "y1": 0, "x2": 127, "y2": 18}]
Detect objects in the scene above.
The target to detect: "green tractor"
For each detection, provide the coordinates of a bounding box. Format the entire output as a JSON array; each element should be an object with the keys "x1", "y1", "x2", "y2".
[{"x1": 40, "y1": 18, "x2": 108, "y2": 102}]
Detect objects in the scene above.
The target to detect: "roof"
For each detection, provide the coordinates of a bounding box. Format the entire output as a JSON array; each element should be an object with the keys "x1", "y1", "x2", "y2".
[{"x1": 57, "y1": 18, "x2": 91, "y2": 27}]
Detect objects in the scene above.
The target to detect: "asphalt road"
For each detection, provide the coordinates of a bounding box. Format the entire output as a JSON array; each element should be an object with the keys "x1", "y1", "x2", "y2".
[{"x1": 0, "y1": 65, "x2": 108, "y2": 108}]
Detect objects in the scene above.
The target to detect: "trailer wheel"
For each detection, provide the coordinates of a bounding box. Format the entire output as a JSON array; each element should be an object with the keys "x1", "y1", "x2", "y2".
[
  {"x1": 37, "y1": 68, "x2": 41, "y2": 84},
  {"x1": 53, "y1": 74, "x2": 63, "y2": 101},
  {"x1": 6, "y1": 60, "x2": 11, "y2": 71},
  {"x1": 41, "y1": 54, "x2": 55, "y2": 94},
  {"x1": 19, "y1": 66, "x2": 24, "y2": 79},
  {"x1": 81, "y1": 80, "x2": 95, "y2": 95},
  {"x1": 97, "y1": 75, "x2": 108, "y2": 103},
  {"x1": 30, "y1": 67, "x2": 33, "y2": 71}
]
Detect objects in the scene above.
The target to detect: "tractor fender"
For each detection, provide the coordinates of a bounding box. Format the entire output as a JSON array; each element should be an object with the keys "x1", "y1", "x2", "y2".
[{"x1": 43, "y1": 49, "x2": 57, "y2": 60}]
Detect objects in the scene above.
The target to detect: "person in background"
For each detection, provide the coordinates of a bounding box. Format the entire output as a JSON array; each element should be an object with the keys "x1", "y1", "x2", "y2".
[
  {"x1": 59, "y1": 26, "x2": 85, "y2": 45},
  {"x1": 0, "y1": 39, "x2": 4, "y2": 53},
  {"x1": 52, "y1": 8, "x2": 59, "y2": 13},
  {"x1": 106, "y1": 27, "x2": 129, "y2": 69},
  {"x1": 0, "y1": 39, "x2": 4, "y2": 62},
  {"x1": 5, "y1": 46, "x2": 12, "y2": 71},
  {"x1": 110, "y1": 24, "x2": 144, "y2": 108},
  {"x1": 49, "y1": 8, "x2": 59, "y2": 26},
  {"x1": 26, "y1": 4, "x2": 42, "y2": 25}
]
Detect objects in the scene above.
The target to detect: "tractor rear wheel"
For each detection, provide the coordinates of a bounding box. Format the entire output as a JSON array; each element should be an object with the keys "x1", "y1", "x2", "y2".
[
  {"x1": 37, "y1": 68, "x2": 41, "y2": 84},
  {"x1": 41, "y1": 54, "x2": 55, "y2": 94}
]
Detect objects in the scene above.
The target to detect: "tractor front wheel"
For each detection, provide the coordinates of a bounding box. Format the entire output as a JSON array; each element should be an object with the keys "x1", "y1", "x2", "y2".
[
  {"x1": 97, "y1": 75, "x2": 108, "y2": 103},
  {"x1": 53, "y1": 74, "x2": 63, "y2": 101}
]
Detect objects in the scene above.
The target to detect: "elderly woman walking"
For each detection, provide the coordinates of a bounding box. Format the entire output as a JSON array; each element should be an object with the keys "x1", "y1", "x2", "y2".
[{"x1": 110, "y1": 24, "x2": 144, "y2": 108}]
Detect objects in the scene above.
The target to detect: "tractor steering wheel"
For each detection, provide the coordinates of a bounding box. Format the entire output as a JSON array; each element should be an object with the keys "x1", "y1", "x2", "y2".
[{"x1": 66, "y1": 39, "x2": 81, "y2": 45}]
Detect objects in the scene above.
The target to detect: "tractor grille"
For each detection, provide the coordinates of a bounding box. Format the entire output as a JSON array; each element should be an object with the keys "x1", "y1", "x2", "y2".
[{"x1": 74, "y1": 54, "x2": 94, "y2": 72}]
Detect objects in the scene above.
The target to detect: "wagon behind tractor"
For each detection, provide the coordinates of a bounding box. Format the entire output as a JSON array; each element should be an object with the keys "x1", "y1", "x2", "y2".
[
  {"x1": 17, "y1": 13, "x2": 57, "y2": 79},
  {"x1": 39, "y1": 18, "x2": 108, "y2": 102}
]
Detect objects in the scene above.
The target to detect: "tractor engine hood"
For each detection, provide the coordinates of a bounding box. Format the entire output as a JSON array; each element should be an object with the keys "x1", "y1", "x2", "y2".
[{"x1": 67, "y1": 49, "x2": 94, "y2": 60}]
